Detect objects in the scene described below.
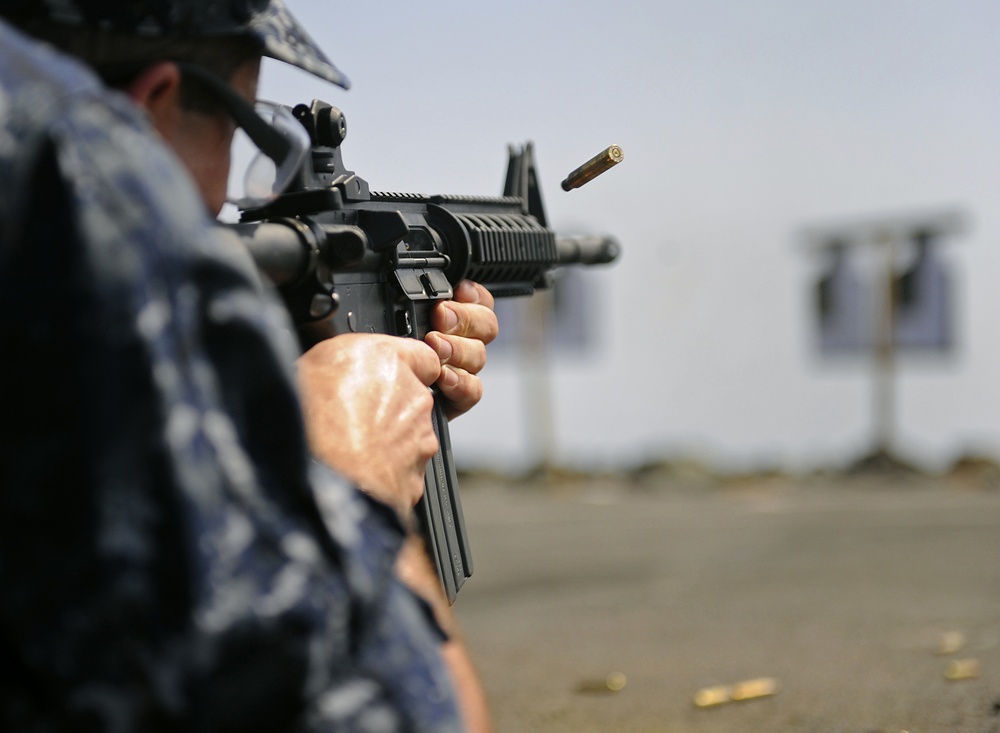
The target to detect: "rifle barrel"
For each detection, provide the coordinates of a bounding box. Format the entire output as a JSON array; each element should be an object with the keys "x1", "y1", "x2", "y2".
[{"x1": 556, "y1": 234, "x2": 621, "y2": 265}]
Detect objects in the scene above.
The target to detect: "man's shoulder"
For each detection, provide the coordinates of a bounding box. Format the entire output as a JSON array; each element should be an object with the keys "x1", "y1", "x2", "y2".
[
  {"x1": 0, "y1": 20, "x2": 221, "y2": 274},
  {"x1": 0, "y1": 20, "x2": 186, "y2": 225},
  {"x1": 0, "y1": 19, "x2": 120, "y2": 149},
  {"x1": 0, "y1": 19, "x2": 98, "y2": 96}
]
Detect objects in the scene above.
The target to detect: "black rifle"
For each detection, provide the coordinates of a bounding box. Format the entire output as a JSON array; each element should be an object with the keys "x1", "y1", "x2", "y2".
[{"x1": 232, "y1": 100, "x2": 619, "y2": 602}]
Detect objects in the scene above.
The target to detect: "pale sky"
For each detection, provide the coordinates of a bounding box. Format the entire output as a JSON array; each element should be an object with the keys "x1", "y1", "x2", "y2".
[{"x1": 257, "y1": 1, "x2": 1000, "y2": 473}]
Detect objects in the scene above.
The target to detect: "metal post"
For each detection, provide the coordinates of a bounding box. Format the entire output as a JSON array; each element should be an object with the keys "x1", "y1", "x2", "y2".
[
  {"x1": 519, "y1": 292, "x2": 557, "y2": 473},
  {"x1": 872, "y1": 230, "x2": 897, "y2": 455}
]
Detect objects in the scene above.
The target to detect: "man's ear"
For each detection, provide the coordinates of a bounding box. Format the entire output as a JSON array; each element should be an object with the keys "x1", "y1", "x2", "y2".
[{"x1": 125, "y1": 61, "x2": 183, "y2": 140}]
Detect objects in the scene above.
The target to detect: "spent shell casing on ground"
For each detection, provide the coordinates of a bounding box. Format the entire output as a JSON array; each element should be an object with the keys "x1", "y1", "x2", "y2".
[
  {"x1": 561, "y1": 145, "x2": 624, "y2": 191},
  {"x1": 730, "y1": 677, "x2": 781, "y2": 701},
  {"x1": 694, "y1": 677, "x2": 781, "y2": 708},
  {"x1": 575, "y1": 672, "x2": 628, "y2": 694},
  {"x1": 693, "y1": 685, "x2": 731, "y2": 708},
  {"x1": 944, "y1": 658, "x2": 981, "y2": 680}
]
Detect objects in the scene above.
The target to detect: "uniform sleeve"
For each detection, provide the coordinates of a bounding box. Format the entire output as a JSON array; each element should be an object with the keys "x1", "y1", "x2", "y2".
[{"x1": 0, "y1": 47, "x2": 463, "y2": 732}]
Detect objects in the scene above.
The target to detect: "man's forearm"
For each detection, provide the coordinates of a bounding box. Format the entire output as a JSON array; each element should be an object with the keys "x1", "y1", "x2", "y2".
[{"x1": 395, "y1": 536, "x2": 494, "y2": 733}]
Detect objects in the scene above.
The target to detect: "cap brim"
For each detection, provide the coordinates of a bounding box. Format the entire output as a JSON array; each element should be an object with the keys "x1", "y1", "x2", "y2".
[{"x1": 249, "y1": 0, "x2": 350, "y2": 89}]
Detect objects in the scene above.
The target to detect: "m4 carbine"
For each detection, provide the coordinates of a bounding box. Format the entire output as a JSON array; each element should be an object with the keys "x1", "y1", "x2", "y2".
[{"x1": 233, "y1": 100, "x2": 620, "y2": 602}]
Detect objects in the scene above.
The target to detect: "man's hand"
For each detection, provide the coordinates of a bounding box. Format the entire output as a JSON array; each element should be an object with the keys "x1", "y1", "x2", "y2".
[
  {"x1": 296, "y1": 334, "x2": 441, "y2": 517},
  {"x1": 424, "y1": 280, "x2": 499, "y2": 420},
  {"x1": 296, "y1": 280, "x2": 496, "y2": 512}
]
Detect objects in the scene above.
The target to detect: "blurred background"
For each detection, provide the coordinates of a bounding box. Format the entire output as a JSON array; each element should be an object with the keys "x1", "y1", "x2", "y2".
[
  {"x1": 255, "y1": 0, "x2": 1000, "y2": 476},
  {"x1": 248, "y1": 6, "x2": 1000, "y2": 729}
]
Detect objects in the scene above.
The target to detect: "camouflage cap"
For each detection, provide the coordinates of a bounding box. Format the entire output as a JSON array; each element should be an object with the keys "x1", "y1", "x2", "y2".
[{"x1": 0, "y1": 0, "x2": 350, "y2": 88}]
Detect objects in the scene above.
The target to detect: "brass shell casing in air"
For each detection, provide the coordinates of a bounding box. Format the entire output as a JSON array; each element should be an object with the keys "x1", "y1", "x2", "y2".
[{"x1": 561, "y1": 145, "x2": 624, "y2": 191}]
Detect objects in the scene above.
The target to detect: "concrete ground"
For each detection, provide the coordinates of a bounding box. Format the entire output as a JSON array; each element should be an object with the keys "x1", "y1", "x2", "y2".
[{"x1": 452, "y1": 470, "x2": 1000, "y2": 733}]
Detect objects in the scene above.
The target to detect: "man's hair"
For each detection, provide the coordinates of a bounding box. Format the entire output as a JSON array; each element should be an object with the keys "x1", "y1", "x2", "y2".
[{"x1": 11, "y1": 19, "x2": 260, "y2": 114}]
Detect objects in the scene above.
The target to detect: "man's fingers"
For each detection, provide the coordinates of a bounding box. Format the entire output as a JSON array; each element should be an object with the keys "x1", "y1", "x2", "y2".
[
  {"x1": 454, "y1": 280, "x2": 495, "y2": 310},
  {"x1": 433, "y1": 301, "x2": 499, "y2": 344},
  {"x1": 394, "y1": 337, "x2": 444, "y2": 387},
  {"x1": 436, "y1": 366, "x2": 483, "y2": 420},
  {"x1": 425, "y1": 332, "x2": 487, "y2": 375},
  {"x1": 431, "y1": 280, "x2": 498, "y2": 343}
]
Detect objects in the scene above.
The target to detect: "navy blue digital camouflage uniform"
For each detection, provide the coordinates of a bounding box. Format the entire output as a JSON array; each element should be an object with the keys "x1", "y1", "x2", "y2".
[{"x1": 0, "y1": 18, "x2": 463, "y2": 733}]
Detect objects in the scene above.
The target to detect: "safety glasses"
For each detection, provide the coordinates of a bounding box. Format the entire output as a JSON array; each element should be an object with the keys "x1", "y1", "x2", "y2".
[{"x1": 176, "y1": 62, "x2": 310, "y2": 208}]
